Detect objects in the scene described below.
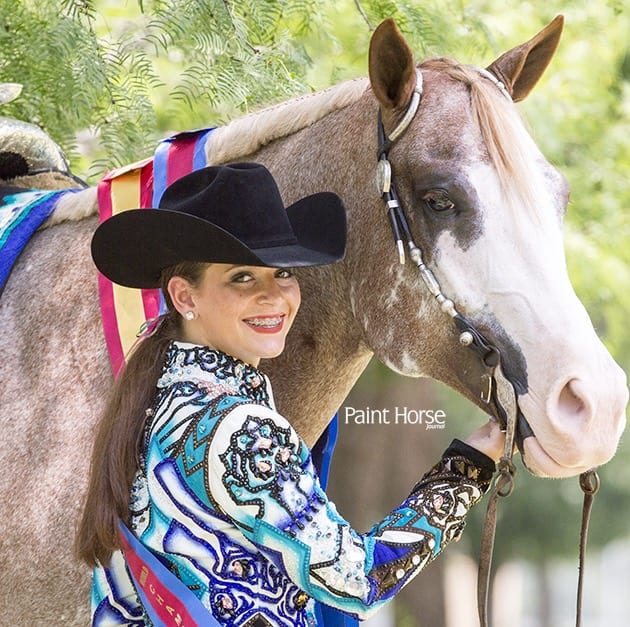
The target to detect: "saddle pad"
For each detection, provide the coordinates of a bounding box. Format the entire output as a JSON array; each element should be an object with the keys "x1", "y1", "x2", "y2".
[{"x1": 0, "y1": 186, "x2": 81, "y2": 294}]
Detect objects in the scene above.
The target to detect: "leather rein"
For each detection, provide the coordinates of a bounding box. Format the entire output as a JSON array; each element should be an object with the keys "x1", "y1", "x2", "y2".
[{"x1": 375, "y1": 68, "x2": 599, "y2": 627}]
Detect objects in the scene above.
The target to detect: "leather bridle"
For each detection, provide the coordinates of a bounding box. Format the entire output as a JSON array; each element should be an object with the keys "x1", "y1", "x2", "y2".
[{"x1": 375, "y1": 67, "x2": 599, "y2": 627}]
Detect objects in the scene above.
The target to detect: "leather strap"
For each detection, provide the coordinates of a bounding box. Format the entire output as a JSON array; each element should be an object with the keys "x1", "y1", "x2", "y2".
[
  {"x1": 476, "y1": 362, "x2": 518, "y2": 627},
  {"x1": 477, "y1": 464, "x2": 600, "y2": 627},
  {"x1": 477, "y1": 463, "x2": 515, "y2": 625},
  {"x1": 576, "y1": 470, "x2": 600, "y2": 627}
]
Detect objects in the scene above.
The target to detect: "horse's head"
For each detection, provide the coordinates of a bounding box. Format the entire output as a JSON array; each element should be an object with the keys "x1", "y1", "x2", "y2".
[{"x1": 350, "y1": 17, "x2": 627, "y2": 477}]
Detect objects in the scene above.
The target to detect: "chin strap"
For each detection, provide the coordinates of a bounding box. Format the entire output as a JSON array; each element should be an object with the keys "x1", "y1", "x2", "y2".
[{"x1": 476, "y1": 360, "x2": 518, "y2": 627}]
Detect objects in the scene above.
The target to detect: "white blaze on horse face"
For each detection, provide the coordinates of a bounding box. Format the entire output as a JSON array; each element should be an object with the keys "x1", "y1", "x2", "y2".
[{"x1": 435, "y1": 154, "x2": 627, "y2": 477}]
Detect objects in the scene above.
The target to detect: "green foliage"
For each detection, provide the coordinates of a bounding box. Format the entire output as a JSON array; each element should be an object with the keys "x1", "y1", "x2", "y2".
[
  {"x1": 0, "y1": 1, "x2": 102, "y2": 157},
  {"x1": 0, "y1": 0, "x2": 494, "y2": 176},
  {"x1": 144, "y1": 0, "x2": 323, "y2": 115},
  {"x1": 302, "y1": 0, "x2": 495, "y2": 89},
  {"x1": 0, "y1": 0, "x2": 161, "y2": 173},
  {"x1": 0, "y1": 0, "x2": 329, "y2": 177}
]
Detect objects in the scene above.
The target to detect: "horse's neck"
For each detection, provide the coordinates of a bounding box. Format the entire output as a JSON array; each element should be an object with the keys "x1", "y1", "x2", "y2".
[
  {"x1": 243, "y1": 99, "x2": 374, "y2": 445},
  {"x1": 252, "y1": 98, "x2": 378, "y2": 446}
]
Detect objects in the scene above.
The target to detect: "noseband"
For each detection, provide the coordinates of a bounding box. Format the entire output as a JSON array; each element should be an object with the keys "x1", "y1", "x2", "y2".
[{"x1": 375, "y1": 67, "x2": 599, "y2": 627}]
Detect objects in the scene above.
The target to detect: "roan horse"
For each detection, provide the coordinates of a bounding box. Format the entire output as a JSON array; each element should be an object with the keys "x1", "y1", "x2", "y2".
[{"x1": 0, "y1": 16, "x2": 627, "y2": 625}]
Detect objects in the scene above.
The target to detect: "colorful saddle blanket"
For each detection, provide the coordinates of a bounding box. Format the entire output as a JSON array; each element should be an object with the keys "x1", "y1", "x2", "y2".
[{"x1": 0, "y1": 186, "x2": 81, "y2": 295}]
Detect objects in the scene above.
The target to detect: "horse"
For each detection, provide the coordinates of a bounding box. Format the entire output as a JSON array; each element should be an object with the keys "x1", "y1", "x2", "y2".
[{"x1": 0, "y1": 16, "x2": 627, "y2": 625}]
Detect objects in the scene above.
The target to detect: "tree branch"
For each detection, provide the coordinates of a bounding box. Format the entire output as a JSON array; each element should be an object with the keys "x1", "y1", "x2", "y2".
[{"x1": 353, "y1": 0, "x2": 374, "y2": 31}]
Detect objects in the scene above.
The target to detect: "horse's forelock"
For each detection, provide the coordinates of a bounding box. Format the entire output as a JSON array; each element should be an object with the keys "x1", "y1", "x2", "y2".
[{"x1": 421, "y1": 58, "x2": 543, "y2": 220}]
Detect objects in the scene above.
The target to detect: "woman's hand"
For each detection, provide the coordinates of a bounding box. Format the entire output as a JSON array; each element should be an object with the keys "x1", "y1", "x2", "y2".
[{"x1": 464, "y1": 419, "x2": 507, "y2": 463}]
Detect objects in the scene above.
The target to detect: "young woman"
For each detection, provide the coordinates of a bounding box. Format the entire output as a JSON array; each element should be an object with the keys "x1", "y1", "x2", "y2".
[{"x1": 77, "y1": 162, "x2": 504, "y2": 626}]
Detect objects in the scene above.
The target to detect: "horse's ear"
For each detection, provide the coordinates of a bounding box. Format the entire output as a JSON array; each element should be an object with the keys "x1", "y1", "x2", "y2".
[
  {"x1": 486, "y1": 15, "x2": 564, "y2": 102},
  {"x1": 369, "y1": 18, "x2": 417, "y2": 110}
]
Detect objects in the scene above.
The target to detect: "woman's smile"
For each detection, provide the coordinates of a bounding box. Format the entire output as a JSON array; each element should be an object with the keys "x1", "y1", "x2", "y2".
[{"x1": 243, "y1": 314, "x2": 287, "y2": 333}]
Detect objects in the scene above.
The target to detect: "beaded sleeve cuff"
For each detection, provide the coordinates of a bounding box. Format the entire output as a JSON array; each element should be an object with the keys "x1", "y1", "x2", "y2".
[{"x1": 411, "y1": 438, "x2": 496, "y2": 496}]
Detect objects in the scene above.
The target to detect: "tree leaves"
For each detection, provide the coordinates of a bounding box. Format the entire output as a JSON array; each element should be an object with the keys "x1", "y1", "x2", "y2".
[{"x1": 0, "y1": 0, "x2": 327, "y2": 178}]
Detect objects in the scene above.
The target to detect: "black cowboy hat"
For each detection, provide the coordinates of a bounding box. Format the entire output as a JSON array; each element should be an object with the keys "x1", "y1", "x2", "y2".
[{"x1": 91, "y1": 162, "x2": 347, "y2": 288}]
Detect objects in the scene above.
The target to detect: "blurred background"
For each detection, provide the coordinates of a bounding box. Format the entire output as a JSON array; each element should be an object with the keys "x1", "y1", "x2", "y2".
[{"x1": 2, "y1": 0, "x2": 628, "y2": 624}]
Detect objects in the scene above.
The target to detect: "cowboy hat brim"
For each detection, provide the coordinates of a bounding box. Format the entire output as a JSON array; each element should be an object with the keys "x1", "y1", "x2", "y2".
[{"x1": 91, "y1": 192, "x2": 346, "y2": 288}]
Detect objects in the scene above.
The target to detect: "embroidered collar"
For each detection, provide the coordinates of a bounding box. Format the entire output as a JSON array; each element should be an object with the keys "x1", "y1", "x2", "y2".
[{"x1": 158, "y1": 341, "x2": 270, "y2": 406}]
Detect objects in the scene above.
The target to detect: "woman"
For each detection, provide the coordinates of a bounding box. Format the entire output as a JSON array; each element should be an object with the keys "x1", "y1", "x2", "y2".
[{"x1": 77, "y1": 162, "x2": 504, "y2": 626}]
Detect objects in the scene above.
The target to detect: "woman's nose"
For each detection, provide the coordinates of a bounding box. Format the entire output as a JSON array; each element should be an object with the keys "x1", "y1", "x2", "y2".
[{"x1": 256, "y1": 277, "x2": 284, "y2": 304}]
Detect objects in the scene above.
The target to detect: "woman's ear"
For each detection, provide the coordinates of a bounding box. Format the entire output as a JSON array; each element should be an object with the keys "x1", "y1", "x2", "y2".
[{"x1": 167, "y1": 276, "x2": 196, "y2": 318}]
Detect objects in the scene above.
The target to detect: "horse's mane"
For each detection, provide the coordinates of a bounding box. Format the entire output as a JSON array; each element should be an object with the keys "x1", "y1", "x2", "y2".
[
  {"x1": 31, "y1": 78, "x2": 370, "y2": 228},
  {"x1": 419, "y1": 58, "x2": 540, "y2": 217},
  {"x1": 41, "y1": 58, "x2": 540, "y2": 226},
  {"x1": 205, "y1": 78, "x2": 369, "y2": 164}
]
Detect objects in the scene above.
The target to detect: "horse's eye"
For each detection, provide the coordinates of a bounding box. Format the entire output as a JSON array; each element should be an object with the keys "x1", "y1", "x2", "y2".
[{"x1": 423, "y1": 190, "x2": 456, "y2": 215}]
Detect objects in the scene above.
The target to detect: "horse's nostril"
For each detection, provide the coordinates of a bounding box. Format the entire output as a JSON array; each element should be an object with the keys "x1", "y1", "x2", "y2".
[{"x1": 558, "y1": 379, "x2": 587, "y2": 420}]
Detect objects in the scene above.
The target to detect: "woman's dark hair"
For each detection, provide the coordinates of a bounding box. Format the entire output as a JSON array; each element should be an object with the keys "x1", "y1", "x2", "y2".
[{"x1": 75, "y1": 262, "x2": 207, "y2": 567}]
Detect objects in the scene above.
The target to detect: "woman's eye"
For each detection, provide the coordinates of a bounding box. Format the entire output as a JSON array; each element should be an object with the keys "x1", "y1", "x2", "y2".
[
  {"x1": 423, "y1": 190, "x2": 456, "y2": 214},
  {"x1": 231, "y1": 272, "x2": 254, "y2": 283},
  {"x1": 275, "y1": 269, "x2": 294, "y2": 279}
]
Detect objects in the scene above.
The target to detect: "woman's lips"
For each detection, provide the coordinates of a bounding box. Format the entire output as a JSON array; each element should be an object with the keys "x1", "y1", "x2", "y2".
[{"x1": 243, "y1": 314, "x2": 286, "y2": 334}]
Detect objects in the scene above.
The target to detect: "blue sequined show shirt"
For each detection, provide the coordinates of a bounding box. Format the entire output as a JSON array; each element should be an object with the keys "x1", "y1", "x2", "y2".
[{"x1": 92, "y1": 341, "x2": 495, "y2": 626}]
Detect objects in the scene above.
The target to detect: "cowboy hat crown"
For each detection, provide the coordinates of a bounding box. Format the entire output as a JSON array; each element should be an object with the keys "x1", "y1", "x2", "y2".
[{"x1": 91, "y1": 162, "x2": 347, "y2": 288}]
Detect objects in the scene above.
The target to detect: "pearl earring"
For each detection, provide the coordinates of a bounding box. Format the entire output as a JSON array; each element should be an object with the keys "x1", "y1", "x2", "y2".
[{"x1": 185, "y1": 311, "x2": 195, "y2": 321}]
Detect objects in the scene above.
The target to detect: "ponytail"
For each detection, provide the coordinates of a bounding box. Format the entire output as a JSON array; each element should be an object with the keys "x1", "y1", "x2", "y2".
[{"x1": 75, "y1": 262, "x2": 207, "y2": 567}]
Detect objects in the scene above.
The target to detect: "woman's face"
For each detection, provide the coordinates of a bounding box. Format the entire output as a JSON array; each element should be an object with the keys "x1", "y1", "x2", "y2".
[{"x1": 173, "y1": 264, "x2": 301, "y2": 367}]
